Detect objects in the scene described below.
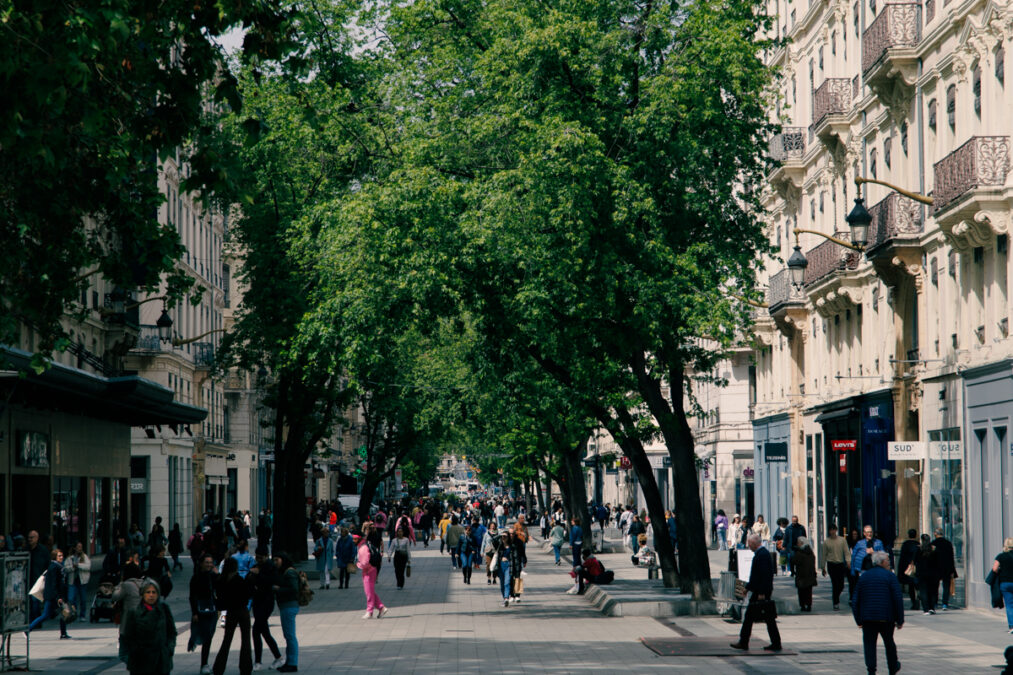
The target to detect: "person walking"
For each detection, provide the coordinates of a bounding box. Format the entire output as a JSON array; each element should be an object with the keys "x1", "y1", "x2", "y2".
[
  {"x1": 549, "y1": 519, "x2": 566, "y2": 566},
  {"x1": 438, "y1": 513, "x2": 451, "y2": 554},
  {"x1": 121, "y1": 580, "x2": 176, "y2": 675},
  {"x1": 627, "y1": 515, "x2": 645, "y2": 555},
  {"x1": 773, "y1": 518, "x2": 788, "y2": 575},
  {"x1": 992, "y1": 538, "x2": 1013, "y2": 633},
  {"x1": 458, "y1": 524, "x2": 479, "y2": 584},
  {"x1": 357, "y1": 524, "x2": 388, "y2": 619},
  {"x1": 569, "y1": 516, "x2": 585, "y2": 570},
  {"x1": 212, "y1": 557, "x2": 254, "y2": 675},
  {"x1": 782, "y1": 516, "x2": 806, "y2": 577},
  {"x1": 794, "y1": 537, "x2": 818, "y2": 612},
  {"x1": 445, "y1": 516, "x2": 464, "y2": 569},
  {"x1": 27, "y1": 548, "x2": 70, "y2": 638},
  {"x1": 168, "y1": 523, "x2": 184, "y2": 571},
  {"x1": 482, "y1": 522, "x2": 499, "y2": 584},
  {"x1": 144, "y1": 545, "x2": 172, "y2": 599},
  {"x1": 896, "y1": 529, "x2": 921, "y2": 611},
  {"x1": 915, "y1": 534, "x2": 939, "y2": 615},
  {"x1": 271, "y1": 552, "x2": 300, "y2": 672},
  {"x1": 752, "y1": 515, "x2": 771, "y2": 543},
  {"x1": 249, "y1": 548, "x2": 285, "y2": 671},
  {"x1": 932, "y1": 529, "x2": 957, "y2": 610},
  {"x1": 64, "y1": 541, "x2": 90, "y2": 621},
  {"x1": 852, "y1": 550, "x2": 904, "y2": 675},
  {"x1": 820, "y1": 524, "x2": 851, "y2": 610},
  {"x1": 387, "y1": 527, "x2": 411, "y2": 589},
  {"x1": 715, "y1": 510, "x2": 729, "y2": 551},
  {"x1": 729, "y1": 533, "x2": 782, "y2": 652},
  {"x1": 491, "y1": 531, "x2": 514, "y2": 607},
  {"x1": 188, "y1": 553, "x2": 219, "y2": 675},
  {"x1": 851, "y1": 525, "x2": 885, "y2": 593},
  {"x1": 334, "y1": 527, "x2": 356, "y2": 590},
  {"x1": 313, "y1": 528, "x2": 335, "y2": 590}
]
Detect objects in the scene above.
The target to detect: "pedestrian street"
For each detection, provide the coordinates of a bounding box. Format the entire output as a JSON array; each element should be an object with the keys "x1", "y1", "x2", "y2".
[{"x1": 23, "y1": 536, "x2": 1012, "y2": 674}]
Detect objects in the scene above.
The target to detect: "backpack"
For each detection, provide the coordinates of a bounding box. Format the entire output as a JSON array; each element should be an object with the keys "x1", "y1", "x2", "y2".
[
  {"x1": 296, "y1": 570, "x2": 314, "y2": 606},
  {"x1": 368, "y1": 543, "x2": 382, "y2": 569}
]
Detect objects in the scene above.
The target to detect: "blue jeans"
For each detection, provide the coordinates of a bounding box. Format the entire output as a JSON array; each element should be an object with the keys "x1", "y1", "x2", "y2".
[
  {"x1": 499, "y1": 560, "x2": 512, "y2": 600},
  {"x1": 28, "y1": 599, "x2": 66, "y2": 635},
  {"x1": 497, "y1": 516, "x2": 507, "y2": 528},
  {"x1": 278, "y1": 602, "x2": 299, "y2": 666},
  {"x1": 1001, "y1": 582, "x2": 1013, "y2": 628},
  {"x1": 717, "y1": 530, "x2": 727, "y2": 551},
  {"x1": 552, "y1": 545, "x2": 561, "y2": 563},
  {"x1": 571, "y1": 545, "x2": 581, "y2": 568},
  {"x1": 69, "y1": 580, "x2": 86, "y2": 617}
]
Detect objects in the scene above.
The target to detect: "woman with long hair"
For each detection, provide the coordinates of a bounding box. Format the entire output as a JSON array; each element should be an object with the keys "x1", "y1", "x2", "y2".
[
  {"x1": 992, "y1": 537, "x2": 1013, "y2": 632},
  {"x1": 357, "y1": 524, "x2": 387, "y2": 619},
  {"x1": 249, "y1": 548, "x2": 284, "y2": 671},
  {"x1": 916, "y1": 533, "x2": 939, "y2": 615},
  {"x1": 387, "y1": 526, "x2": 411, "y2": 590},
  {"x1": 212, "y1": 556, "x2": 253, "y2": 675},
  {"x1": 271, "y1": 551, "x2": 300, "y2": 672}
]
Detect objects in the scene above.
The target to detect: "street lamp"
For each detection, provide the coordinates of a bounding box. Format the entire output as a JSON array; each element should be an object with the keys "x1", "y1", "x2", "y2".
[
  {"x1": 845, "y1": 197, "x2": 872, "y2": 249},
  {"x1": 787, "y1": 244, "x2": 808, "y2": 289},
  {"x1": 156, "y1": 308, "x2": 173, "y2": 343}
]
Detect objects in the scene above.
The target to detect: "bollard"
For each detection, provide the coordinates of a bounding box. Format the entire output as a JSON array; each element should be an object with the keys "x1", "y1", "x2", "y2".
[{"x1": 648, "y1": 565, "x2": 659, "y2": 580}]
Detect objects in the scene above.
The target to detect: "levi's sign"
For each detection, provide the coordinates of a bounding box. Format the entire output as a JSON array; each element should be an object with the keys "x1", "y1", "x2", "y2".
[
  {"x1": 831, "y1": 440, "x2": 857, "y2": 451},
  {"x1": 888, "y1": 441, "x2": 926, "y2": 461}
]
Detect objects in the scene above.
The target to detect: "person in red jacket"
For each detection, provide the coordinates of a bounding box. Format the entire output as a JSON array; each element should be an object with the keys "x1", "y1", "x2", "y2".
[{"x1": 576, "y1": 549, "x2": 613, "y2": 594}]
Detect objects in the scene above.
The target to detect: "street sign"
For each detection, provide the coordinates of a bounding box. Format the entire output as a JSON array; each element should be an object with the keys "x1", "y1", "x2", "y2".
[
  {"x1": 832, "y1": 439, "x2": 857, "y2": 452},
  {"x1": 619, "y1": 456, "x2": 632, "y2": 470},
  {"x1": 887, "y1": 441, "x2": 926, "y2": 461}
]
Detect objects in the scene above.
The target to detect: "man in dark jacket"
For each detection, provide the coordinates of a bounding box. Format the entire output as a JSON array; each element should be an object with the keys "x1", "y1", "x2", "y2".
[
  {"x1": 782, "y1": 516, "x2": 806, "y2": 577},
  {"x1": 853, "y1": 550, "x2": 903, "y2": 675},
  {"x1": 730, "y1": 533, "x2": 782, "y2": 652},
  {"x1": 932, "y1": 529, "x2": 957, "y2": 610},
  {"x1": 27, "y1": 530, "x2": 50, "y2": 621},
  {"x1": 897, "y1": 529, "x2": 920, "y2": 610}
]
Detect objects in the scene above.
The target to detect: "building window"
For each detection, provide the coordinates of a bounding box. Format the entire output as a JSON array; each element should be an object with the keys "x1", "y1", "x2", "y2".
[
  {"x1": 998, "y1": 46, "x2": 1006, "y2": 87},
  {"x1": 884, "y1": 137, "x2": 892, "y2": 169},
  {"x1": 949, "y1": 249, "x2": 958, "y2": 276},
  {"x1": 931, "y1": 256, "x2": 939, "y2": 285},
  {"x1": 872, "y1": 286, "x2": 879, "y2": 311},
  {"x1": 819, "y1": 46, "x2": 824, "y2": 71},
  {"x1": 870, "y1": 148, "x2": 878, "y2": 178},
  {"x1": 811, "y1": 198, "x2": 816, "y2": 221},
  {"x1": 946, "y1": 84, "x2": 956, "y2": 130},
  {"x1": 973, "y1": 64, "x2": 982, "y2": 118},
  {"x1": 901, "y1": 121, "x2": 909, "y2": 155},
  {"x1": 973, "y1": 246, "x2": 984, "y2": 264},
  {"x1": 869, "y1": 0, "x2": 877, "y2": 16},
  {"x1": 831, "y1": 30, "x2": 837, "y2": 56},
  {"x1": 928, "y1": 99, "x2": 937, "y2": 130},
  {"x1": 820, "y1": 191, "x2": 825, "y2": 213},
  {"x1": 792, "y1": 77, "x2": 797, "y2": 104},
  {"x1": 854, "y1": 2, "x2": 860, "y2": 37}
]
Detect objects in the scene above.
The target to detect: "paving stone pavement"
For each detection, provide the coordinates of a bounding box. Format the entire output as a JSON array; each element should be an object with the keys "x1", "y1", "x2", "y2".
[{"x1": 20, "y1": 533, "x2": 1013, "y2": 674}]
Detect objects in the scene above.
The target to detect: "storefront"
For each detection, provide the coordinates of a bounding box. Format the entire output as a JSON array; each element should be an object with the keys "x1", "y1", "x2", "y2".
[
  {"x1": 962, "y1": 360, "x2": 1013, "y2": 608},
  {"x1": 753, "y1": 413, "x2": 791, "y2": 525},
  {"x1": 815, "y1": 391, "x2": 896, "y2": 548}
]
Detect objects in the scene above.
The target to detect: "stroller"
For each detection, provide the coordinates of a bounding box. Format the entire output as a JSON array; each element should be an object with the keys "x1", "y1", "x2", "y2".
[{"x1": 89, "y1": 573, "x2": 118, "y2": 623}]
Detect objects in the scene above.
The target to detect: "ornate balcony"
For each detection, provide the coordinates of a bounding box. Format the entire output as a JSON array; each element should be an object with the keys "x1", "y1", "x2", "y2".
[
  {"x1": 933, "y1": 136, "x2": 1011, "y2": 250},
  {"x1": 803, "y1": 236, "x2": 863, "y2": 318},
  {"x1": 193, "y1": 342, "x2": 215, "y2": 369},
  {"x1": 812, "y1": 78, "x2": 852, "y2": 149},
  {"x1": 862, "y1": 4, "x2": 920, "y2": 120},
  {"x1": 866, "y1": 192, "x2": 924, "y2": 285},
  {"x1": 768, "y1": 127, "x2": 807, "y2": 210},
  {"x1": 766, "y1": 268, "x2": 808, "y2": 337}
]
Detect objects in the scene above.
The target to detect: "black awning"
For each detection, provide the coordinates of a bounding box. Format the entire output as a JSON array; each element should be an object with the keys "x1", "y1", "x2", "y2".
[
  {"x1": 1, "y1": 346, "x2": 207, "y2": 425},
  {"x1": 814, "y1": 407, "x2": 858, "y2": 424}
]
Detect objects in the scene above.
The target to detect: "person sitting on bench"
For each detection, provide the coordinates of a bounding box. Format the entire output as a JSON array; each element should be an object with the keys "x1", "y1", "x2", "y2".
[{"x1": 578, "y1": 549, "x2": 614, "y2": 594}]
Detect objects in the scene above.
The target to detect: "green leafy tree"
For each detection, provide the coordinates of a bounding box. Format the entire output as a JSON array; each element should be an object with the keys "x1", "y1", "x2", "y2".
[{"x1": 0, "y1": 0, "x2": 293, "y2": 355}]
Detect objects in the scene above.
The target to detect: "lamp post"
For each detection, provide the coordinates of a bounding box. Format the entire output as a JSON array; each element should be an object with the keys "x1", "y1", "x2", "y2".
[{"x1": 156, "y1": 309, "x2": 173, "y2": 343}]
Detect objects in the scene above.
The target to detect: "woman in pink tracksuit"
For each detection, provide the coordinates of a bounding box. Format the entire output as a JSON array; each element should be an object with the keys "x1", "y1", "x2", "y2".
[{"x1": 356, "y1": 523, "x2": 387, "y2": 619}]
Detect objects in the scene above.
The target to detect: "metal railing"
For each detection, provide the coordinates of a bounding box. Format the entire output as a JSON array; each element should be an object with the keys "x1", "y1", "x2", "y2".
[
  {"x1": 812, "y1": 79, "x2": 852, "y2": 128},
  {"x1": 804, "y1": 236, "x2": 861, "y2": 286},
  {"x1": 769, "y1": 128, "x2": 807, "y2": 162},
  {"x1": 767, "y1": 268, "x2": 806, "y2": 309},
  {"x1": 136, "y1": 325, "x2": 164, "y2": 351},
  {"x1": 193, "y1": 342, "x2": 215, "y2": 368},
  {"x1": 862, "y1": 4, "x2": 921, "y2": 74},
  {"x1": 933, "y1": 136, "x2": 1011, "y2": 213},
  {"x1": 867, "y1": 192, "x2": 923, "y2": 249}
]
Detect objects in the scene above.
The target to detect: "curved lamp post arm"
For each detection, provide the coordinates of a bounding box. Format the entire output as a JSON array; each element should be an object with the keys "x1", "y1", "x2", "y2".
[
  {"x1": 172, "y1": 327, "x2": 227, "y2": 347},
  {"x1": 728, "y1": 292, "x2": 768, "y2": 308},
  {"x1": 854, "y1": 176, "x2": 933, "y2": 206},
  {"x1": 792, "y1": 227, "x2": 864, "y2": 252}
]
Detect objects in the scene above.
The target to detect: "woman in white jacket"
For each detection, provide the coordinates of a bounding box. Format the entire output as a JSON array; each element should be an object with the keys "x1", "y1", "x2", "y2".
[{"x1": 64, "y1": 541, "x2": 90, "y2": 619}]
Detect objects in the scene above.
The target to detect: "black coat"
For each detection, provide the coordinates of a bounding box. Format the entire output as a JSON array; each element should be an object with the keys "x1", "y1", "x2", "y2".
[
  {"x1": 745, "y1": 546, "x2": 775, "y2": 596},
  {"x1": 932, "y1": 537, "x2": 957, "y2": 578},
  {"x1": 897, "y1": 539, "x2": 920, "y2": 583},
  {"x1": 122, "y1": 601, "x2": 176, "y2": 674}
]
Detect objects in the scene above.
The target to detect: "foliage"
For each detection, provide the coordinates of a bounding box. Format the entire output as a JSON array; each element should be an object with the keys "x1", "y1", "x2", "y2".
[{"x1": 0, "y1": 0, "x2": 294, "y2": 354}]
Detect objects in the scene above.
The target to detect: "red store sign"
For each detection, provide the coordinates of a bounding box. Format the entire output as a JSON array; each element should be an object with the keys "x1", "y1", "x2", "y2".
[{"x1": 832, "y1": 439, "x2": 858, "y2": 452}]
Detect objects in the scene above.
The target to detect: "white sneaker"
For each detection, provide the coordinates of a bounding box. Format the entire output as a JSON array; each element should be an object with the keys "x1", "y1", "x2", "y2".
[
  {"x1": 201, "y1": 666, "x2": 212, "y2": 675},
  {"x1": 377, "y1": 606, "x2": 389, "y2": 618},
  {"x1": 362, "y1": 611, "x2": 373, "y2": 619},
  {"x1": 253, "y1": 664, "x2": 263, "y2": 671},
  {"x1": 272, "y1": 657, "x2": 286, "y2": 669}
]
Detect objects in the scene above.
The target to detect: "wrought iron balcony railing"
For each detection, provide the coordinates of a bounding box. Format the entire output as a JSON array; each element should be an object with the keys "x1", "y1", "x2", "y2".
[
  {"x1": 767, "y1": 268, "x2": 806, "y2": 310},
  {"x1": 862, "y1": 4, "x2": 921, "y2": 74},
  {"x1": 812, "y1": 79, "x2": 852, "y2": 128},
  {"x1": 933, "y1": 136, "x2": 1011, "y2": 213},
  {"x1": 136, "y1": 325, "x2": 163, "y2": 351},
  {"x1": 193, "y1": 342, "x2": 215, "y2": 368},
  {"x1": 867, "y1": 192, "x2": 923, "y2": 250},
  {"x1": 769, "y1": 127, "x2": 807, "y2": 162},
  {"x1": 804, "y1": 236, "x2": 861, "y2": 286}
]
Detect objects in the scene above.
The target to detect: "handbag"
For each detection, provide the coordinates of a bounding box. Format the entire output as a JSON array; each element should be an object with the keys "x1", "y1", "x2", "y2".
[
  {"x1": 406, "y1": 561, "x2": 411, "y2": 578},
  {"x1": 60, "y1": 603, "x2": 79, "y2": 624},
  {"x1": 346, "y1": 562, "x2": 357, "y2": 575},
  {"x1": 904, "y1": 562, "x2": 916, "y2": 578},
  {"x1": 29, "y1": 574, "x2": 45, "y2": 602}
]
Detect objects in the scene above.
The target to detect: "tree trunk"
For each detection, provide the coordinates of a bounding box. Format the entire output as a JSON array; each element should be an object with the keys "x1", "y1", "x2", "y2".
[
  {"x1": 273, "y1": 446, "x2": 309, "y2": 561},
  {"x1": 534, "y1": 468, "x2": 547, "y2": 516},
  {"x1": 359, "y1": 474, "x2": 381, "y2": 525},
  {"x1": 558, "y1": 442, "x2": 592, "y2": 556}
]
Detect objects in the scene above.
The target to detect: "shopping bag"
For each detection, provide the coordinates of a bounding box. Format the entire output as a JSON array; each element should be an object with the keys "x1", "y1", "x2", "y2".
[
  {"x1": 406, "y1": 562, "x2": 411, "y2": 578},
  {"x1": 29, "y1": 574, "x2": 45, "y2": 602}
]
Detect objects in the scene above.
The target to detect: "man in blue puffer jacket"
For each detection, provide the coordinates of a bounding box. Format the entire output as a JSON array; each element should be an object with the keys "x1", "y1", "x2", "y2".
[{"x1": 853, "y1": 550, "x2": 904, "y2": 675}]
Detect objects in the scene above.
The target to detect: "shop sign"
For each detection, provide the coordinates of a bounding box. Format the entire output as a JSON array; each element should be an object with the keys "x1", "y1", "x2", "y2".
[
  {"x1": 619, "y1": 456, "x2": 632, "y2": 470},
  {"x1": 129, "y1": 478, "x2": 147, "y2": 493},
  {"x1": 839, "y1": 453, "x2": 847, "y2": 473},
  {"x1": 887, "y1": 441, "x2": 926, "y2": 461},
  {"x1": 764, "y1": 442, "x2": 788, "y2": 462},
  {"x1": 928, "y1": 441, "x2": 962, "y2": 460},
  {"x1": 832, "y1": 439, "x2": 857, "y2": 452}
]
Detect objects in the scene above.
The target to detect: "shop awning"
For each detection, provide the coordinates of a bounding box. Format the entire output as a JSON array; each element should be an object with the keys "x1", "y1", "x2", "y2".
[
  {"x1": 1, "y1": 346, "x2": 207, "y2": 425},
  {"x1": 814, "y1": 407, "x2": 858, "y2": 424}
]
